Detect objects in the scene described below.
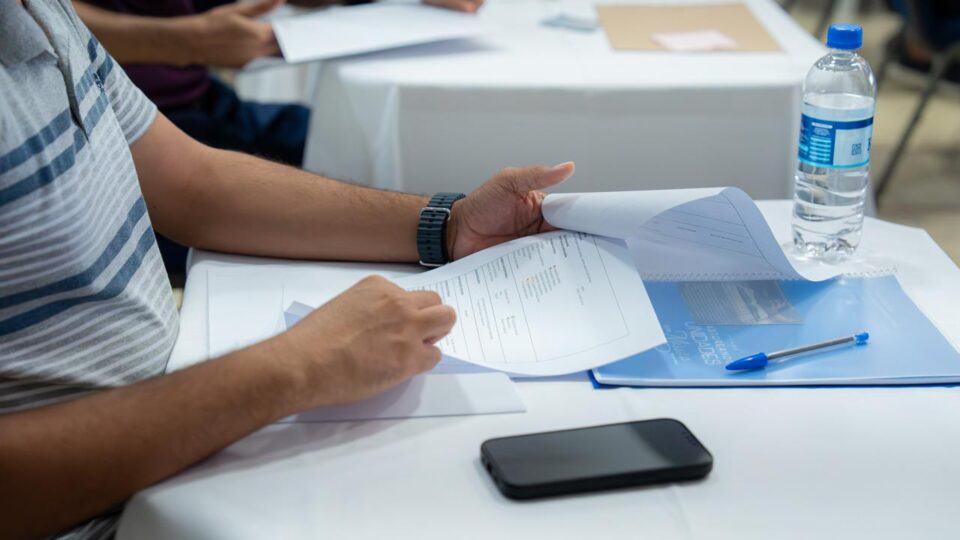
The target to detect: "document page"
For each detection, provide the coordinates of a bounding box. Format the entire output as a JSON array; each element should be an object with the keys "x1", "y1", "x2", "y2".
[
  {"x1": 392, "y1": 231, "x2": 666, "y2": 376},
  {"x1": 543, "y1": 187, "x2": 842, "y2": 282},
  {"x1": 273, "y1": 4, "x2": 487, "y2": 64}
]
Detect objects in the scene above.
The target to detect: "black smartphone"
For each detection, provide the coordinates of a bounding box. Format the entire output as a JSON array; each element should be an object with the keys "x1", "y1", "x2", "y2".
[{"x1": 480, "y1": 418, "x2": 712, "y2": 500}]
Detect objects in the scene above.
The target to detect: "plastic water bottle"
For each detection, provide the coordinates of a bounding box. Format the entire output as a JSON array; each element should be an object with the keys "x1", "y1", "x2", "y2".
[{"x1": 792, "y1": 24, "x2": 876, "y2": 260}]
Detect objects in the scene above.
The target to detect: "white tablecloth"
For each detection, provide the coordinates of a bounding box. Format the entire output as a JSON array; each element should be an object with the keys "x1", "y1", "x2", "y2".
[
  {"x1": 295, "y1": 0, "x2": 824, "y2": 198},
  {"x1": 119, "y1": 202, "x2": 960, "y2": 539}
]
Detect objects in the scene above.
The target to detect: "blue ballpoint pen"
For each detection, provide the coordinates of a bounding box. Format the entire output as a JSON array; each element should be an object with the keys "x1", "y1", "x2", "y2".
[{"x1": 725, "y1": 332, "x2": 870, "y2": 371}]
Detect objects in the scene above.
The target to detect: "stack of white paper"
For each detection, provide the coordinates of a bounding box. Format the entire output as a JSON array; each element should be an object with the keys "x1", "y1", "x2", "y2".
[
  {"x1": 273, "y1": 4, "x2": 487, "y2": 64},
  {"x1": 212, "y1": 187, "x2": 872, "y2": 420},
  {"x1": 541, "y1": 187, "x2": 846, "y2": 282},
  {"x1": 284, "y1": 187, "x2": 857, "y2": 380},
  {"x1": 207, "y1": 266, "x2": 524, "y2": 423}
]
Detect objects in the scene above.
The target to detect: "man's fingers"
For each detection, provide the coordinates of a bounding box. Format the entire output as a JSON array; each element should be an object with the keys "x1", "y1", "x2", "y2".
[
  {"x1": 419, "y1": 344, "x2": 444, "y2": 371},
  {"x1": 417, "y1": 304, "x2": 457, "y2": 342},
  {"x1": 536, "y1": 192, "x2": 559, "y2": 232},
  {"x1": 408, "y1": 290, "x2": 443, "y2": 309},
  {"x1": 506, "y1": 161, "x2": 575, "y2": 193},
  {"x1": 234, "y1": 0, "x2": 285, "y2": 18},
  {"x1": 452, "y1": 0, "x2": 480, "y2": 13}
]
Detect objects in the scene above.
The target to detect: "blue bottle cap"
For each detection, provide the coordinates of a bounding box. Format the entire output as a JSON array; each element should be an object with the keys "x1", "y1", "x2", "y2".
[{"x1": 826, "y1": 24, "x2": 863, "y2": 50}]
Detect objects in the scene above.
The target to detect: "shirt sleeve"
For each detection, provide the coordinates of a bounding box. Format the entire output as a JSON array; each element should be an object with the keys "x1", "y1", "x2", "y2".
[{"x1": 62, "y1": 1, "x2": 158, "y2": 145}]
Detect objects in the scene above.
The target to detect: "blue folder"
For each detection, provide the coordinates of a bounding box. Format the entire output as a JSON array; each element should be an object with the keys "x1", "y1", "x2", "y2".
[{"x1": 592, "y1": 275, "x2": 960, "y2": 387}]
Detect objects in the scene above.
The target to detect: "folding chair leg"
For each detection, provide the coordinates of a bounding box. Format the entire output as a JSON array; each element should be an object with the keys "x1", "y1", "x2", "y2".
[
  {"x1": 873, "y1": 51, "x2": 954, "y2": 202},
  {"x1": 876, "y1": 27, "x2": 906, "y2": 91}
]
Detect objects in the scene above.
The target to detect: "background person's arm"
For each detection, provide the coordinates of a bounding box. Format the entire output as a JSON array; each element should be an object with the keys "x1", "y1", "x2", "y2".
[
  {"x1": 75, "y1": 0, "x2": 483, "y2": 70},
  {"x1": 132, "y1": 114, "x2": 574, "y2": 263},
  {"x1": 0, "y1": 276, "x2": 454, "y2": 539},
  {"x1": 73, "y1": 0, "x2": 281, "y2": 68}
]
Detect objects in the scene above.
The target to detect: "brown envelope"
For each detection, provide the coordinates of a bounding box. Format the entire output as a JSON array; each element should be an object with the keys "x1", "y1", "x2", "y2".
[{"x1": 597, "y1": 3, "x2": 782, "y2": 52}]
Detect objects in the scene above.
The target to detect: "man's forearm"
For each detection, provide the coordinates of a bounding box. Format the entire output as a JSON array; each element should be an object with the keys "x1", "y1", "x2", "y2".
[
  {"x1": 187, "y1": 148, "x2": 430, "y2": 262},
  {"x1": 0, "y1": 338, "x2": 303, "y2": 539},
  {"x1": 133, "y1": 115, "x2": 431, "y2": 263},
  {"x1": 73, "y1": 2, "x2": 197, "y2": 66}
]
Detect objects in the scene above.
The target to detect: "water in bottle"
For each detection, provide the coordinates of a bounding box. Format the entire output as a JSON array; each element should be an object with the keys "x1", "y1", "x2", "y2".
[{"x1": 792, "y1": 24, "x2": 876, "y2": 260}]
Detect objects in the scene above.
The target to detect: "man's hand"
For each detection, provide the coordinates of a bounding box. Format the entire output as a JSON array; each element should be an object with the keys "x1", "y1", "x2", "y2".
[
  {"x1": 185, "y1": 0, "x2": 284, "y2": 68},
  {"x1": 447, "y1": 162, "x2": 575, "y2": 261},
  {"x1": 275, "y1": 276, "x2": 456, "y2": 408},
  {"x1": 423, "y1": 0, "x2": 484, "y2": 13}
]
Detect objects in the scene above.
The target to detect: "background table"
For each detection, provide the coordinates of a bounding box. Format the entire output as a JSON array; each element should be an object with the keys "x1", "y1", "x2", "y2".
[
  {"x1": 287, "y1": 0, "x2": 825, "y2": 198},
  {"x1": 119, "y1": 202, "x2": 960, "y2": 539}
]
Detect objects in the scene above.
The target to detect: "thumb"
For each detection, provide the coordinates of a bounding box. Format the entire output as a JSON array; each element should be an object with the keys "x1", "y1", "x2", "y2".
[
  {"x1": 507, "y1": 162, "x2": 575, "y2": 193},
  {"x1": 231, "y1": 0, "x2": 285, "y2": 18}
]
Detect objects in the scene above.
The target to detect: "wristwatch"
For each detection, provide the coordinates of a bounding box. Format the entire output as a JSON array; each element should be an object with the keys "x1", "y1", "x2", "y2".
[{"x1": 417, "y1": 192, "x2": 465, "y2": 267}]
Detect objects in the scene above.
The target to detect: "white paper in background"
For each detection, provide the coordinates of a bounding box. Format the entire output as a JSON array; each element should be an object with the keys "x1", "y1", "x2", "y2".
[
  {"x1": 385, "y1": 231, "x2": 666, "y2": 376},
  {"x1": 273, "y1": 4, "x2": 487, "y2": 64},
  {"x1": 540, "y1": 14, "x2": 599, "y2": 32},
  {"x1": 652, "y1": 30, "x2": 738, "y2": 52},
  {"x1": 542, "y1": 187, "x2": 843, "y2": 282}
]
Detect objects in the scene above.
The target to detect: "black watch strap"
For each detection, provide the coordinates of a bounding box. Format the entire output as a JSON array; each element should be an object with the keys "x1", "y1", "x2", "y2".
[{"x1": 417, "y1": 192, "x2": 465, "y2": 267}]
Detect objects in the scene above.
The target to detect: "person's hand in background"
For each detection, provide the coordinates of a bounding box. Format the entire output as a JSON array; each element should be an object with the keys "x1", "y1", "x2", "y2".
[
  {"x1": 422, "y1": 0, "x2": 484, "y2": 14},
  {"x1": 186, "y1": 0, "x2": 284, "y2": 68},
  {"x1": 446, "y1": 162, "x2": 575, "y2": 261}
]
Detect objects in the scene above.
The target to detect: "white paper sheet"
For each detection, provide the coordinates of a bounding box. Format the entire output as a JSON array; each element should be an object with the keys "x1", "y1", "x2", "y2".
[
  {"x1": 543, "y1": 187, "x2": 842, "y2": 282},
  {"x1": 206, "y1": 267, "x2": 524, "y2": 422},
  {"x1": 280, "y1": 300, "x2": 522, "y2": 420},
  {"x1": 275, "y1": 372, "x2": 523, "y2": 422},
  {"x1": 652, "y1": 30, "x2": 738, "y2": 52},
  {"x1": 388, "y1": 231, "x2": 666, "y2": 376},
  {"x1": 273, "y1": 4, "x2": 487, "y2": 64},
  {"x1": 207, "y1": 269, "x2": 285, "y2": 358}
]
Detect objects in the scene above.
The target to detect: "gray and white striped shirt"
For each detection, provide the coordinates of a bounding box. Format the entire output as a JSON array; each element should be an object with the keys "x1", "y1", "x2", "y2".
[{"x1": 1, "y1": 1, "x2": 179, "y2": 537}]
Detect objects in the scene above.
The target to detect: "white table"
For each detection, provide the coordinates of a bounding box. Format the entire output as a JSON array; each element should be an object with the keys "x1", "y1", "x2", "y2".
[
  {"x1": 118, "y1": 202, "x2": 960, "y2": 539},
  {"x1": 295, "y1": 0, "x2": 825, "y2": 199}
]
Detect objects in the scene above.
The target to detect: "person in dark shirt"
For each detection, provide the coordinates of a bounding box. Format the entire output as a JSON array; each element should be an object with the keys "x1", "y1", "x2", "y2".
[
  {"x1": 73, "y1": 0, "x2": 483, "y2": 273},
  {"x1": 74, "y1": 0, "x2": 482, "y2": 161},
  {"x1": 888, "y1": 0, "x2": 960, "y2": 88},
  {"x1": 76, "y1": 0, "x2": 302, "y2": 164}
]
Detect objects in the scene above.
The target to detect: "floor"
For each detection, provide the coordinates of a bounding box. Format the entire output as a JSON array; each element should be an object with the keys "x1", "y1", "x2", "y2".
[{"x1": 790, "y1": 2, "x2": 960, "y2": 262}]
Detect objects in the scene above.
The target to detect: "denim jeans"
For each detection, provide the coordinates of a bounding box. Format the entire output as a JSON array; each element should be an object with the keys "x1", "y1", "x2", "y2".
[{"x1": 157, "y1": 77, "x2": 310, "y2": 273}]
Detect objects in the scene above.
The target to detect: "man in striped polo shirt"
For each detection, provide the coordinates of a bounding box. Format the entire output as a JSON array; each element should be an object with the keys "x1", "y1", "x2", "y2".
[{"x1": 0, "y1": 1, "x2": 575, "y2": 538}]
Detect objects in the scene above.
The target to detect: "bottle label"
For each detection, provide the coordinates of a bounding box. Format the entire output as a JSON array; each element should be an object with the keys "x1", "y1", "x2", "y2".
[{"x1": 798, "y1": 104, "x2": 873, "y2": 169}]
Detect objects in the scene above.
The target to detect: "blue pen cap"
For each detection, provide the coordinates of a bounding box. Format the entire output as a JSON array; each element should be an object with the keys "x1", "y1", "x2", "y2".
[
  {"x1": 827, "y1": 24, "x2": 863, "y2": 50},
  {"x1": 725, "y1": 353, "x2": 769, "y2": 371},
  {"x1": 855, "y1": 332, "x2": 869, "y2": 345}
]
